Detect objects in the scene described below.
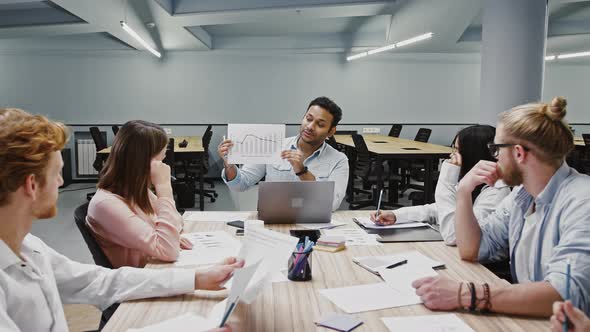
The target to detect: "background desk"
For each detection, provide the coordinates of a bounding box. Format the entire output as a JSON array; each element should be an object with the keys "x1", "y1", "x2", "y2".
[
  {"x1": 98, "y1": 136, "x2": 206, "y2": 210},
  {"x1": 334, "y1": 135, "x2": 452, "y2": 205},
  {"x1": 103, "y1": 211, "x2": 547, "y2": 332}
]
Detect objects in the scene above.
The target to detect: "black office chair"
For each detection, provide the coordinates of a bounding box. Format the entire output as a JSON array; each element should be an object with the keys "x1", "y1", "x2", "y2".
[
  {"x1": 388, "y1": 124, "x2": 403, "y2": 138},
  {"x1": 183, "y1": 127, "x2": 218, "y2": 203},
  {"x1": 414, "y1": 128, "x2": 432, "y2": 143},
  {"x1": 326, "y1": 136, "x2": 338, "y2": 149},
  {"x1": 335, "y1": 130, "x2": 358, "y2": 135},
  {"x1": 89, "y1": 127, "x2": 107, "y2": 173},
  {"x1": 111, "y1": 125, "x2": 120, "y2": 136},
  {"x1": 74, "y1": 203, "x2": 118, "y2": 331},
  {"x1": 348, "y1": 134, "x2": 400, "y2": 209}
]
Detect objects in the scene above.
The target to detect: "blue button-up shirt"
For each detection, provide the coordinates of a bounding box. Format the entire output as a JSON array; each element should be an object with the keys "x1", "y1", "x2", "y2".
[
  {"x1": 222, "y1": 136, "x2": 349, "y2": 211},
  {"x1": 477, "y1": 162, "x2": 590, "y2": 315}
]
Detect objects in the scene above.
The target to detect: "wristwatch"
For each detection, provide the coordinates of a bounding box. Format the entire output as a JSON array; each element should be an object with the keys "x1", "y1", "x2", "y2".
[{"x1": 295, "y1": 166, "x2": 308, "y2": 176}]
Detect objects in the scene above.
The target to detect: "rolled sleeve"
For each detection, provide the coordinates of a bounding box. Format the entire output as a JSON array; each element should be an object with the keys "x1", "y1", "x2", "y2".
[
  {"x1": 326, "y1": 157, "x2": 349, "y2": 211},
  {"x1": 543, "y1": 199, "x2": 590, "y2": 315},
  {"x1": 476, "y1": 193, "x2": 514, "y2": 262},
  {"x1": 222, "y1": 164, "x2": 266, "y2": 192}
]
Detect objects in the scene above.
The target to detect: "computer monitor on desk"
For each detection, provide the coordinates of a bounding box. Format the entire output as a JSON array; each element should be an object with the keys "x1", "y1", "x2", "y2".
[{"x1": 257, "y1": 181, "x2": 334, "y2": 224}]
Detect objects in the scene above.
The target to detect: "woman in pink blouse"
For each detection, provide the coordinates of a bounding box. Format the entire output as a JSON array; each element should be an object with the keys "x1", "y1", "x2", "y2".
[{"x1": 87, "y1": 120, "x2": 192, "y2": 268}]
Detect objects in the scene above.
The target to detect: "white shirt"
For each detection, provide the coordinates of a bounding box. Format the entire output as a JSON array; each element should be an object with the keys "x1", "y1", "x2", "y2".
[
  {"x1": 515, "y1": 206, "x2": 539, "y2": 282},
  {"x1": 392, "y1": 162, "x2": 511, "y2": 245},
  {"x1": 0, "y1": 234, "x2": 195, "y2": 332}
]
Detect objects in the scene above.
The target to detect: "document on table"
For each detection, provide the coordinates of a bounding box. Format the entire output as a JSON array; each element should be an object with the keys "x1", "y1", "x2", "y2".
[
  {"x1": 236, "y1": 226, "x2": 299, "y2": 303},
  {"x1": 297, "y1": 220, "x2": 346, "y2": 230},
  {"x1": 174, "y1": 231, "x2": 241, "y2": 267},
  {"x1": 319, "y1": 282, "x2": 422, "y2": 313},
  {"x1": 182, "y1": 211, "x2": 254, "y2": 222},
  {"x1": 227, "y1": 123, "x2": 286, "y2": 164},
  {"x1": 353, "y1": 250, "x2": 444, "y2": 275},
  {"x1": 323, "y1": 228, "x2": 382, "y2": 246},
  {"x1": 353, "y1": 217, "x2": 429, "y2": 230},
  {"x1": 126, "y1": 313, "x2": 214, "y2": 332},
  {"x1": 378, "y1": 262, "x2": 438, "y2": 299},
  {"x1": 381, "y1": 314, "x2": 475, "y2": 332}
]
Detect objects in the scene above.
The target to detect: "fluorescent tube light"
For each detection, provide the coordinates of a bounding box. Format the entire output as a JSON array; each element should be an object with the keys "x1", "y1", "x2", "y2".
[
  {"x1": 557, "y1": 51, "x2": 590, "y2": 59},
  {"x1": 347, "y1": 52, "x2": 368, "y2": 61},
  {"x1": 395, "y1": 32, "x2": 433, "y2": 47},
  {"x1": 367, "y1": 43, "x2": 396, "y2": 55},
  {"x1": 120, "y1": 21, "x2": 161, "y2": 58},
  {"x1": 545, "y1": 55, "x2": 556, "y2": 61}
]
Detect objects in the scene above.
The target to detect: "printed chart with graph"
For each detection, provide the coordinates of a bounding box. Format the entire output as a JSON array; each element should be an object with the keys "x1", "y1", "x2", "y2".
[{"x1": 227, "y1": 124, "x2": 286, "y2": 164}]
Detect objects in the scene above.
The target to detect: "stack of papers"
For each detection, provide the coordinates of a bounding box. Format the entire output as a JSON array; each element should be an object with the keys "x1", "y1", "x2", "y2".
[
  {"x1": 323, "y1": 228, "x2": 382, "y2": 246},
  {"x1": 381, "y1": 314, "x2": 475, "y2": 332},
  {"x1": 353, "y1": 217, "x2": 429, "y2": 230},
  {"x1": 174, "y1": 231, "x2": 241, "y2": 267},
  {"x1": 235, "y1": 226, "x2": 299, "y2": 303}
]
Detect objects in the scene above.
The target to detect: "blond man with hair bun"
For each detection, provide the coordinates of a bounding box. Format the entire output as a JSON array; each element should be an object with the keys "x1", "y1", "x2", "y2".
[{"x1": 410, "y1": 97, "x2": 590, "y2": 318}]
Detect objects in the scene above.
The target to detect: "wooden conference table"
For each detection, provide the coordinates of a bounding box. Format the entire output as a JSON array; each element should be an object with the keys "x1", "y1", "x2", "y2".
[
  {"x1": 334, "y1": 134, "x2": 452, "y2": 205},
  {"x1": 574, "y1": 136, "x2": 585, "y2": 147},
  {"x1": 103, "y1": 211, "x2": 547, "y2": 332},
  {"x1": 98, "y1": 136, "x2": 206, "y2": 211}
]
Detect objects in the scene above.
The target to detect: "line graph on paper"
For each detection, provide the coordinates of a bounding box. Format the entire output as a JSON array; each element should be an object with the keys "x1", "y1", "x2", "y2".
[{"x1": 227, "y1": 124, "x2": 286, "y2": 164}]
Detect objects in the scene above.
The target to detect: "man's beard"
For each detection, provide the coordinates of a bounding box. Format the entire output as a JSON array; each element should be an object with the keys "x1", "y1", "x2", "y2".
[{"x1": 498, "y1": 158, "x2": 523, "y2": 186}]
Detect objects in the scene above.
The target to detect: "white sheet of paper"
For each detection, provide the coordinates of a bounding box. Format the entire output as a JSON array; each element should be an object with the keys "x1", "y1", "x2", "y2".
[
  {"x1": 227, "y1": 124, "x2": 286, "y2": 164},
  {"x1": 381, "y1": 314, "x2": 475, "y2": 332},
  {"x1": 182, "y1": 211, "x2": 253, "y2": 222},
  {"x1": 237, "y1": 226, "x2": 298, "y2": 302},
  {"x1": 353, "y1": 250, "x2": 444, "y2": 274},
  {"x1": 378, "y1": 262, "x2": 438, "y2": 298},
  {"x1": 319, "y1": 282, "x2": 421, "y2": 313},
  {"x1": 174, "y1": 231, "x2": 241, "y2": 267},
  {"x1": 297, "y1": 220, "x2": 346, "y2": 230},
  {"x1": 323, "y1": 228, "x2": 382, "y2": 246},
  {"x1": 126, "y1": 313, "x2": 215, "y2": 332},
  {"x1": 353, "y1": 217, "x2": 429, "y2": 229}
]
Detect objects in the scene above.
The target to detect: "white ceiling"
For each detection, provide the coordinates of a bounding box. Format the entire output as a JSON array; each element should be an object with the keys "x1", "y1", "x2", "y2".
[{"x1": 0, "y1": 0, "x2": 588, "y2": 59}]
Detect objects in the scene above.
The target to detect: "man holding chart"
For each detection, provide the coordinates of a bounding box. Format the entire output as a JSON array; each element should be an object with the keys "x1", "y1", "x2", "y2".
[{"x1": 218, "y1": 96, "x2": 349, "y2": 211}]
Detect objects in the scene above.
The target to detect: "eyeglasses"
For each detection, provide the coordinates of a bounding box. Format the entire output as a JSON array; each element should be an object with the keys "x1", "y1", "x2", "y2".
[{"x1": 487, "y1": 143, "x2": 530, "y2": 158}]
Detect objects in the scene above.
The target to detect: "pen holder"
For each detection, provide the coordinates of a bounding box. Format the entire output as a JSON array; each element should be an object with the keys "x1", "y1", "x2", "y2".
[{"x1": 288, "y1": 248, "x2": 313, "y2": 281}]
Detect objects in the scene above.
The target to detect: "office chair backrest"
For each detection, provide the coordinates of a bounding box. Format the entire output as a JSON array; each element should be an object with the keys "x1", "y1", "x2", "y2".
[
  {"x1": 163, "y1": 138, "x2": 175, "y2": 166},
  {"x1": 202, "y1": 129, "x2": 214, "y2": 151},
  {"x1": 89, "y1": 127, "x2": 107, "y2": 151},
  {"x1": 388, "y1": 124, "x2": 403, "y2": 138},
  {"x1": 326, "y1": 136, "x2": 338, "y2": 149},
  {"x1": 111, "y1": 125, "x2": 120, "y2": 136},
  {"x1": 583, "y1": 134, "x2": 590, "y2": 146},
  {"x1": 74, "y1": 202, "x2": 113, "y2": 269},
  {"x1": 414, "y1": 128, "x2": 432, "y2": 143}
]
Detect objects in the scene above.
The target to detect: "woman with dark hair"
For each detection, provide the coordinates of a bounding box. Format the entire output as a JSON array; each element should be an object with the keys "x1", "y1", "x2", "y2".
[
  {"x1": 370, "y1": 125, "x2": 511, "y2": 245},
  {"x1": 87, "y1": 120, "x2": 192, "y2": 268}
]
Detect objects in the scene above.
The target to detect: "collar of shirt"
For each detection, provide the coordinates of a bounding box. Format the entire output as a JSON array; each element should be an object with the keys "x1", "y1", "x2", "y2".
[
  {"x1": 512, "y1": 162, "x2": 570, "y2": 212},
  {"x1": 287, "y1": 135, "x2": 328, "y2": 161},
  {"x1": 0, "y1": 239, "x2": 22, "y2": 270}
]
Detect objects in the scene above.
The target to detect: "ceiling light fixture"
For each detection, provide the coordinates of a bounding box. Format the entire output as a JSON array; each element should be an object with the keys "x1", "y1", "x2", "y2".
[
  {"x1": 545, "y1": 55, "x2": 556, "y2": 61},
  {"x1": 120, "y1": 21, "x2": 161, "y2": 58},
  {"x1": 347, "y1": 32, "x2": 433, "y2": 62},
  {"x1": 557, "y1": 51, "x2": 590, "y2": 59}
]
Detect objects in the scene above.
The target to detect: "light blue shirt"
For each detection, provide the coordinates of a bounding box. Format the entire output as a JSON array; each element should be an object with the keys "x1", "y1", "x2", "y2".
[
  {"x1": 222, "y1": 136, "x2": 349, "y2": 211},
  {"x1": 476, "y1": 162, "x2": 590, "y2": 315}
]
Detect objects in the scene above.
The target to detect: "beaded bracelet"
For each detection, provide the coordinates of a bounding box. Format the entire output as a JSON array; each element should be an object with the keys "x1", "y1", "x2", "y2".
[{"x1": 468, "y1": 282, "x2": 476, "y2": 312}]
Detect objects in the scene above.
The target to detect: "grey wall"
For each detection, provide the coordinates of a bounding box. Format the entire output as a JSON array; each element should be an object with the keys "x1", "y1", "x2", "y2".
[{"x1": 1, "y1": 51, "x2": 589, "y2": 179}]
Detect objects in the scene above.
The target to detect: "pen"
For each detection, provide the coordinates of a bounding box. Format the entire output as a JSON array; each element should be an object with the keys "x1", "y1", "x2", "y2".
[
  {"x1": 563, "y1": 259, "x2": 571, "y2": 332},
  {"x1": 386, "y1": 259, "x2": 407, "y2": 269},
  {"x1": 376, "y1": 189, "x2": 384, "y2": 218}
]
